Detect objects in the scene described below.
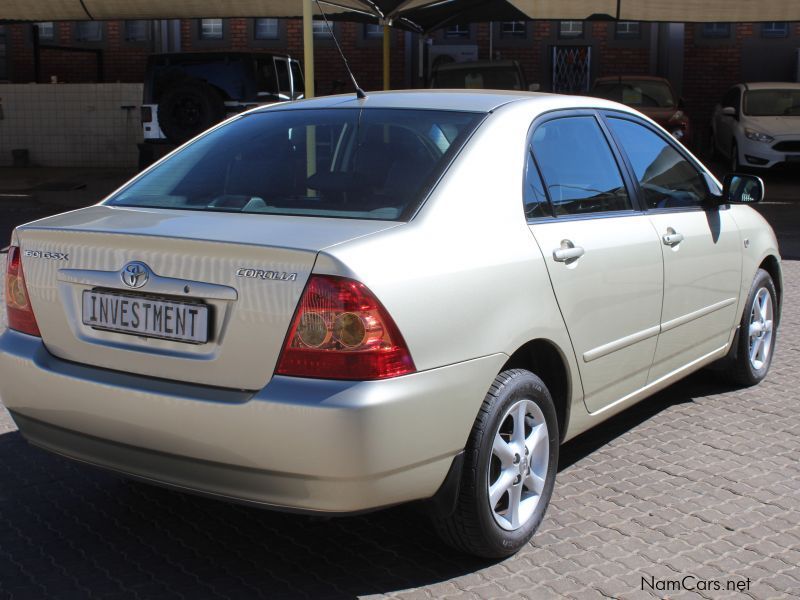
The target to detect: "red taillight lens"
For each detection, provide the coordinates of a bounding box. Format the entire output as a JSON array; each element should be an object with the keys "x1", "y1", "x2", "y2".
[
  {"x1": 140, "y1": 106, "x2": 153, "y2": 123},
  {"x1": 276, "y1": 275, "x2": 415, "y2": 380},
  {"x1": 5, "y1": 245, "x2": 41, "y2": 337}
]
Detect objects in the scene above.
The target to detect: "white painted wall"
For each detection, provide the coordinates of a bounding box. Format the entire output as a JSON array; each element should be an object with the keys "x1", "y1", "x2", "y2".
[{"x1": 0, "y1": 83, "x2": 143, "y2": 167}]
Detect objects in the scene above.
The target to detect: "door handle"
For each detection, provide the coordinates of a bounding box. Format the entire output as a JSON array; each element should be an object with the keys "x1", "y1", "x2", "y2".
[
  {"x1": 662, "y1": 230, "x2": 684, "y2": 246},
  {"x1": 553, "y1": 243, "x2": 585, "y2": 262}
]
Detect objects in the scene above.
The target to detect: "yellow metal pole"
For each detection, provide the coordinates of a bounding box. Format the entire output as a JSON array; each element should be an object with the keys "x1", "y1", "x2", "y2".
[
  {"x1": 383, "y1": 22, "x2": 391, "y2": 90},
  {"x1": 303, "y1": 0, "x2": 315, "y2": 99}
]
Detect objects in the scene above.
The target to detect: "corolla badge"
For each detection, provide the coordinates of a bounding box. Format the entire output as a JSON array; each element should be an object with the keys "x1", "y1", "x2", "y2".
[{"x1": 121, "y1": 261, "x2": 150, "y2": 289}]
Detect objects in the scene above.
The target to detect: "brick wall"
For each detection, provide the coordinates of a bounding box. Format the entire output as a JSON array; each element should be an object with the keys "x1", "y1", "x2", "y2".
[
  {"x1": 682, "y1": 23, "x2": 748, "y2": 145},
  {"x1": 7, "y1": 22, "x2": 153, "y2": 84},
  {"x1": 592, "y1": 22, "x2": 650, "y2": 78},
  {"x1": 6, "y1": 19, "x2": 407, "y2": 91}
]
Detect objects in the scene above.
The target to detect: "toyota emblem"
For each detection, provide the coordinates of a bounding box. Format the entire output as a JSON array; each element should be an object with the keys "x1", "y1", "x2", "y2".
[{"x1": 121, "y1": 261, "x2": 150, "y2": 289}]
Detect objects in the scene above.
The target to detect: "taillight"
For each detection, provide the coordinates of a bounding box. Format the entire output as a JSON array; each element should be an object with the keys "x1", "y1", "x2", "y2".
[
  {"x1": 276, "y1": 275, "x2": 415, "y2": 380},
  {"x1": 140, "y1": 106, "x2": 153, "y2": 123},
  {"x1": 5, "y1": 245, "x2": 41, "y2": 337}
]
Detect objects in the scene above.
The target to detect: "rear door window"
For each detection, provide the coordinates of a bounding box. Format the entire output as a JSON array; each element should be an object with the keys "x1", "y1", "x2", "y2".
[
  {"x1": 107, "y1": 108, "x2": 483, "y2": 221},
  {"x1": 531, "y1": 116, "x2": 632, "y2": 216}
]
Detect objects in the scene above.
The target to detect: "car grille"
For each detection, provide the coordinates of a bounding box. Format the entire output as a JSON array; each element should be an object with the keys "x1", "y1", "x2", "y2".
[{"x1": 772, "y1": 140, "x2": 800, "y2": 152}]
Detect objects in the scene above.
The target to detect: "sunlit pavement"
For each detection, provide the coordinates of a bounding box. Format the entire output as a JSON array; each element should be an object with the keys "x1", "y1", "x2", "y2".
[{"x1": 0, "y1": 173, "x2": 798, "y2": 598}]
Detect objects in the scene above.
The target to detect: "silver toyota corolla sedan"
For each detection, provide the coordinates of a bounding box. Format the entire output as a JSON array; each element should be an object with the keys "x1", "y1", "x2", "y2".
[{"x1": 0, "y1": 91, "x2": 781, "y2": 557}]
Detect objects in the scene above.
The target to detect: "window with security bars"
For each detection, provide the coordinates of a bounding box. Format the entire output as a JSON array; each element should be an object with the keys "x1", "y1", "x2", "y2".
[
  {"x1": 200, "y1": 19, "x2": 223, "y2": 40},
  {"x1": 552, "y1": 46, "x2": 591, "y2": 94},
  {"x1": 254, "y1": 18, "x2": 279, "y2": 40},
  {"x1": 76, "y1": 21, "x2": 103, "y2": 42},
  {"x1": 501, "y1": 21, "x2": 526, "y2": 38},
  {"x1": 615, "y1": 21, "x2": 641, "y2": 39},
  {"x1": 35, "y1": 22, "x2": 55, "y2": 41},
  {"x1": 762, "y1": 22, "x2": 789, "y2": 38},
  {"x1": 558, "y1": 21, "x2": 583, "y2": 38}
]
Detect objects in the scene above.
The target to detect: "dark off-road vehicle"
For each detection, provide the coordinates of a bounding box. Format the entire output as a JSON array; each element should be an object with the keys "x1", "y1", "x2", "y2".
[{"x1": 140, "y1": 52, "x2": 303, "y2": 166}]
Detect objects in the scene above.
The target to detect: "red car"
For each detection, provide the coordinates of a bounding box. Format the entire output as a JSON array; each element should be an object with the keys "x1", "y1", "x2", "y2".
[{"x1": 591, "y1": 76, "x2": 693, "y2": 147}]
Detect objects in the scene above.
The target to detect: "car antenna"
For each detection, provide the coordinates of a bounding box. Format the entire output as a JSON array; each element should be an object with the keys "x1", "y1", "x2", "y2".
[{"x1": 314, "y1": 0, "x2": 367, "y2": 100}]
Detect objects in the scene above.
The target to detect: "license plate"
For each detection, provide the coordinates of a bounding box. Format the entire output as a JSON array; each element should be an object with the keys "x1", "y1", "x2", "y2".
[{"x1": 82, "y1": 290, "x2": 209, "y2": 344}]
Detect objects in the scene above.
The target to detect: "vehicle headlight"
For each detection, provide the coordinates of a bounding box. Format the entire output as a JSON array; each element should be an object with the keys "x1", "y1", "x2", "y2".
[{"x1": 744, "y1": 128, "x2": 774, "y2": 144}]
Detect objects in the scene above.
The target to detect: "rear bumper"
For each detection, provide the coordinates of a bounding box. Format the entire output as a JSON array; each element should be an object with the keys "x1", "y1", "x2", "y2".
[{"x1": 0, "y1": 329, "x2": 505, "y2": 513}]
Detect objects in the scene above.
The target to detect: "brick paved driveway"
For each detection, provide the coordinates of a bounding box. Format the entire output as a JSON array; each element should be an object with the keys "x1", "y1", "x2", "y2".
[{"x1": 0, "y1": 261, "x2": 798, "y2": 599}]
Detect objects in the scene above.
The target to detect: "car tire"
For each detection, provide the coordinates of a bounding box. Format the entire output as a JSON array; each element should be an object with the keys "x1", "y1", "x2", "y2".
[
  {"x1": 157, "y1": 81, "x2": 226, "y2": 144},
  {"x1": 433, "y1": 369, "x2": 559, "y2": 558},
  {"x1": 722, "y1": 269, "x2": 778, "y2": 387}
]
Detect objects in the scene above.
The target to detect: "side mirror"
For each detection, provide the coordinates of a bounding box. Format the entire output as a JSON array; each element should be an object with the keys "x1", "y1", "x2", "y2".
[
  {"x1": 678, "y1": 97, "x2": 686, "y2": 109},
  {"x1": 722, "y1": 173, "x2": 764, "y2": 205},
  {"x1": 722, "y1": 106, "x2": 737, "y2": 118}
]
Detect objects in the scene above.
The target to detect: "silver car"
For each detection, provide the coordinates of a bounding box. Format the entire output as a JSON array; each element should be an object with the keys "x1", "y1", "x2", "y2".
[{"x1": 0, "y1": 91, "x2": 781, "y2": 557}]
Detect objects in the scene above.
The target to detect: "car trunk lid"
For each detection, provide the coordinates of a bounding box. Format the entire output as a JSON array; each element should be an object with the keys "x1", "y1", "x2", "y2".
[{"x1": 16, "y1": 205, "x2": 400, "y2": 390}]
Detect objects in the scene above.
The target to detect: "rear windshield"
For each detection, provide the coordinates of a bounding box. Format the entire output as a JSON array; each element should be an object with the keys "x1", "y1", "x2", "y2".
[
  {"x1": 108, "y1": 108, "x2": 483, "y2": 221},
  {"x1": 432, "y1": 67, "x2": 523, "y2": 91},
  {"x1": 592, "y1": 80, "x2": 676, "y2": 108}
]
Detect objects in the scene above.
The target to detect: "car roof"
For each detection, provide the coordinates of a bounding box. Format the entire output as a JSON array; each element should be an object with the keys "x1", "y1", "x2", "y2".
[
  {"x1": 740, "y1": 81, "x2": 800, "y2": 90},
  {"x1": 253, "y1": 89, "x2": 637, "y2": 116}
]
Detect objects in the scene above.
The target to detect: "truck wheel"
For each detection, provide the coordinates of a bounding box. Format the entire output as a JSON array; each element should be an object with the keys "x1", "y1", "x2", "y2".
[
  {"x1": 157, "y1": 81, "x2": 226, "y2": 144},
  {"x1": 434, "y1": 369, "x2": 559, "y2": 558}
]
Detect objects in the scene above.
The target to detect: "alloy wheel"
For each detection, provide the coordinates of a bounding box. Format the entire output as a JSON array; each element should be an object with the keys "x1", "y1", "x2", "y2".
[
  {"x1": 748, "y1": 287, "x2": 774, "y2": 371},
  {"x1": 487, "y1": 399, "x2": 549, "y2": 531}
]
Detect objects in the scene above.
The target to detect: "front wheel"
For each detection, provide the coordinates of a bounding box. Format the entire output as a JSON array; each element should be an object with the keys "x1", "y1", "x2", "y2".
[
  {"x1": 722, "y1": 269, "x2": 778, "y2": 386},
  {"x1": 433, "y1": 369, "x2": 559, "y2": 558}
]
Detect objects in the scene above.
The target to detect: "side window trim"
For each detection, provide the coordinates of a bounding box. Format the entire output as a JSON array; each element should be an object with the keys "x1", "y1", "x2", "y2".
[
  {"x1": 599, "y1": 110, "x2": 712, "y2": 213},
  {"x1": 523, "y1": 145, "x2": 555, "y2": 220},
  {"x1": 523, "y1": 109, "x2": 643, "y2": 222}
]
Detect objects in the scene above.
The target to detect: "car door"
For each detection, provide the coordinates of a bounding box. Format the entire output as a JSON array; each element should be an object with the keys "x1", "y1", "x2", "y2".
[
  {"x1": 526, "y1": 112, "x2": 664, "y2": 413},
  {"x1": 605, "y1": 114, "x2": 742, "y2": 382}
]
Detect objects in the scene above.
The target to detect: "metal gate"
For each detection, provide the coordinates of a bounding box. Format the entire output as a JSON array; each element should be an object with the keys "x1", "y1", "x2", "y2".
[{"x1": 552, "y1": 46, "x2": 591, "y2": 94}]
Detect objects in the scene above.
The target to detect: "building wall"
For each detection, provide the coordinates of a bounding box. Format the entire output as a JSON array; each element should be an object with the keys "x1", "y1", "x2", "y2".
[
  {"x1": 683, "y1": 21, "x2": 800, "y2": 145},
  {"x1": 4, "y1": 19, "x2": 406, "y2": 92},
  {"x1": 2, "y1": 18, "x2": 799, "y2": 159},
  {"x1": 0, "y1": 83, "x2": 142, "y2": 167}
]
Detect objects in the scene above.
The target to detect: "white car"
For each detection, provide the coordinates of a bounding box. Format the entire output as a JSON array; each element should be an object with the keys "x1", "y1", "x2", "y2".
[
  {"x1": 1, "y1": 91, "x2": 781, "y2": 558},
  {"x1": 711, "y1": 81, "x2": 800, "y2": 171}
]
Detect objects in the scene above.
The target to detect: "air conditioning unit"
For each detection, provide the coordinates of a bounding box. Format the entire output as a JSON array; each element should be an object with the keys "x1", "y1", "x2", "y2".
[{"x1": 428, "y1": 45, "x2": 479, "y2": 73}]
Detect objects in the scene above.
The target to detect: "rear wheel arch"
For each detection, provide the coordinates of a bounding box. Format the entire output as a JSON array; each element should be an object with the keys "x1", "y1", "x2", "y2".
[{"x1": 501, "y1": 339, "x2": 571, "y2": 442}]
